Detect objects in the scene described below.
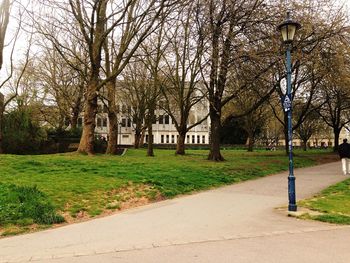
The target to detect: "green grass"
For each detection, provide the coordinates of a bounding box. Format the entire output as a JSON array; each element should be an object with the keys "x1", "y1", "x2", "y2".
[
  {"x1": 0, "y1": 184, "x2": 64, "y2": 229},
  {"x1": 0, "y1": 148, "x2": 336, "y2": 235},
  {"x1": 299, "y1": 178, "x2": 350, "y2": 225}
]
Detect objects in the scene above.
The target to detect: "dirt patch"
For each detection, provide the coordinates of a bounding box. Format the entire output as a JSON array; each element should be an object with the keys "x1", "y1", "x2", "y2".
[
  {"x1": 312, "y1": 153, "x2": 339, "y2": 165},
  {"x1": 61, "y1": 183, "x2": 164, "y2": 224}
]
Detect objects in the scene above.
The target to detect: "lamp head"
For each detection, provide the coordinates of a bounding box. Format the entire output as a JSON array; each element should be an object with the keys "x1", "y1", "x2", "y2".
[{"x1": 277, "y1": 12, "x2": 301, "y2": 44}]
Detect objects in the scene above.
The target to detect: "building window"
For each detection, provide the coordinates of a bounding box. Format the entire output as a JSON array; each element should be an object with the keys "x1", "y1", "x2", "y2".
[
  {"x1": 171, "y1": 135, "x2": 175, "y2": 143},
  {"x1": 122, "y1": 105, "x2": 127, "y2": 113},
  {"x1": 166, "y1": 135, "x2": 169, "y2": 143},
  {"x1": 146, "y1": 134, "x2": 149, "y2": 142},
  {"x1": 202, "y1": 135, "x2": 206, "y2": 144},
  {"x1": 197, "y1": 135, "x2": 200, "y2": 144},
  {"x1": 127, "y1": 118, "x2": 131, "y2": 127},
  {"x1": 121, "y1": 118, "x2": 126, "y2": 127},
  {"x1": 77, "y1": 117, "x2": 83, "y2": 127},
  {"x1": 164, "y1": 115, "x2": 170, "y2": 124},
  {"x1": 97, "y1": 105, "x2": 102, "y2": 113},
  {"x1": 103, "y1": 105, "x2": 108, "y2": 113},
  {"x1": 192, "y1": 135, "x2": 195, "y2": 144},
  {"x1": 159, "y1": 115, "x2": 164, "y2": 124},
  {"x1": 97, "y1": 118, "x2": 102, "y2": 127},
  {"x1": 103, "y1": 118, "x2": 107, "y2": 127},
  {"x1": 161, "y1": 135, "x2": 164, "y2": 144},
  {"x1": 187, "y1": 135, "x2": 190, "y2": 144},
  {"x1": 152, "y1": 115, "x2": 157, "y2": 124}
]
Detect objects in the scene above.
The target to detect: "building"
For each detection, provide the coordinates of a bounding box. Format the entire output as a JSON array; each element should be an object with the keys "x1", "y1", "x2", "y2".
[{"x1": 77, "y1": 99, "x2": 210, "y2": 146}]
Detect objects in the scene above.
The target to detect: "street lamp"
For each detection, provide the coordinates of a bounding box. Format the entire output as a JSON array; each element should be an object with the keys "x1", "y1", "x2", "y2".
[{"x1": 277, "y1": 12, "x2": 301, "y2": 212}]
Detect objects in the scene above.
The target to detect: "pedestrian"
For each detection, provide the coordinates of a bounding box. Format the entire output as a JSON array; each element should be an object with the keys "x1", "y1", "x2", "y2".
[{"x1": 338, "y1": 138, "x2": 350, "y2": 175}]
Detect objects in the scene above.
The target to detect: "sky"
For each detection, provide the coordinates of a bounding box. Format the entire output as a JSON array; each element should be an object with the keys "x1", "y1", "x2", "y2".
[{"x1": 1, "y1": 0, "x2": 350, "y2": 94}]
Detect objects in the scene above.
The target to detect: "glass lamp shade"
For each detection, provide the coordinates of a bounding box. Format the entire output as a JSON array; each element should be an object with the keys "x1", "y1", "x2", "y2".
[{"x1": 277, "y1": 13, "x2": 301, "y2": 43}]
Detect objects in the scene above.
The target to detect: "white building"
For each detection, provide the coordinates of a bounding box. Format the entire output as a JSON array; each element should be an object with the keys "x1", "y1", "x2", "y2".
[{"x1": 77, "y1": 100, "x2": 210, "y2": 146}]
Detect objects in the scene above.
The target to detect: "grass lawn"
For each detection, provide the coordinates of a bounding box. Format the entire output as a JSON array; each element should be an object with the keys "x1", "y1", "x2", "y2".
[
  {"x1": 0, "y1": 148, "x2": 337, "y2": 236},
  {"x1": 299, "y1": 178, "x2": 350, "y2": 225}
]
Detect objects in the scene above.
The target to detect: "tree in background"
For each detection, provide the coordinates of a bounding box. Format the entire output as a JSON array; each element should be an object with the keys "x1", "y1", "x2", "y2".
[
  {"x1": 269, "y1": 0, "x2": 347, "y2": 154},
  {"x1": 0, "y1": 0, "x2": 11, "y2": 153},
  {"x1": 198, "y1": 0, "x2": 279, "y2": 161},
  {"x1": 2, "y1": 107, "x2": 46, "y2": 154},
  {"x1": 101, "y1": 1, "x2": 174, "y2": 155},
  {"x1": 295, "y1": 109, "x2": 324, "y2": 151},
  {"x1": 160, "y1": 3, "x2": 207, "y2": 155},
  {"x1": 0, "y1": 0, "x2": 10, "y2": 70},
  {"x1": 121, "y1": 62, "x2": 149, "y2": 149},
  {"x1": 0, "y1": 2, "x2": 33, "y2": 153},
  {"x1": 317, "y1": 44, "x2": 350, "y2": 152},
  {"x1": 35, "y1": 43, "x2": 86, "y2": 130}
]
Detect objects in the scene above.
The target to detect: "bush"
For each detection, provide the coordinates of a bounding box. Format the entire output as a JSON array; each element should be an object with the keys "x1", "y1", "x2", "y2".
[
  {"x1": 94, "y1": 136, "x2": 107, "y2": 153},
  {"x1": 0, "y1": 183, "x2": 65, "y2": 226},
  {"x1": 2, "y1": 109, "x2": 47, "y2": 154},
  {"x1": 47, "y1": 127, "x2": 82, "y2": 140}
]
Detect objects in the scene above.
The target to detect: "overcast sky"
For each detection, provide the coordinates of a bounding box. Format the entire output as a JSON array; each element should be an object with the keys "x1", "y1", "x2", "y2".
[{"x1": 1, "y1": 0, "x2": 350, "y2": 87}]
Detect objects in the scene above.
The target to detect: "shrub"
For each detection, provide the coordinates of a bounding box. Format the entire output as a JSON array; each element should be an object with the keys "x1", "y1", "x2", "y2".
[
  {"x1": 47, "y1": 127, "x2": 82, "y2": 140},
  {"x1": 2, "y1": 109, "x2": 46, "y2": 154}
]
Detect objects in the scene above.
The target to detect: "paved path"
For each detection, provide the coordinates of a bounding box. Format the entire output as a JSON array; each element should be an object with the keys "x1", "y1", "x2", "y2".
[{"x1": 1, "y1": 162, "x2": 350, "y2": 263}]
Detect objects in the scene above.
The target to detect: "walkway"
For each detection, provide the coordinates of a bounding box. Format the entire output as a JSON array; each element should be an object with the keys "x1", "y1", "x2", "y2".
[{"x1": 0, "y1": 162, "x2": 349, "y2": 263}]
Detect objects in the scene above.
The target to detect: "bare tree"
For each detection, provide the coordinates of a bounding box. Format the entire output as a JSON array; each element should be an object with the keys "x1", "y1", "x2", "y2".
[
  {"x1": 225, "y1": 90, "x2": 270, "y2": 152},
  {"x1": 101, "y1": 0, "x2": 174, "y2": 154},
  {"x1": 295, "y1": 109, "x2": 323, "y2": 151},
  {"x1": 197, "y1": 0, "x2": 279, "y2": 161},
  {"x1": 0, "y1": 0, "x2": 10, "y2": 153},
  {"x1": 35, "y1": 45, "x2": 85, "y2": 130},
  {"x1": 0, "y1": 1, "x2": 32, "y2": 153},
  {"x1": 268, "y1": 0, "x2": 347, "y2": 154},
  {"x1": 121, "y1": 62, "x2": 149, "y2": 149},
  {"x1": 141, "y1": 32, "x2": 166, "y2": 157},
  {"x1": 317, "y1": 44, "x2": 350, "y2": 151},
  {"x1": 0, "y1": 0, "x2": 10, "y2": 71},
  {"x1": 160, "y1": 3, "x2": 207, "y2": 155},
  {"x1": 34, "y1": 0, "x2": 178, "y2": 155}
]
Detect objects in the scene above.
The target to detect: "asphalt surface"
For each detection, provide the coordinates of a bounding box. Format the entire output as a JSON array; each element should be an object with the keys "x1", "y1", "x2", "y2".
[{"x1": 0, "y1": 161, "x2": 349, "y2": 263}]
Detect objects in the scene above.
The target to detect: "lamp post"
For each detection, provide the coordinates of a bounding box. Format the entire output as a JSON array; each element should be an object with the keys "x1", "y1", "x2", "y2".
[{"x1": 277, "y1": 12, "x2": 301, "y2": 212}]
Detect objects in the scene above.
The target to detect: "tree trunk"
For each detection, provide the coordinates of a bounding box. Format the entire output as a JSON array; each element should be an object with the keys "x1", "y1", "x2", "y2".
[
  {"x1": 147, "y1": 124, "x2": 154, "y2": 157},
  {"x1": 0, "y1": 92, "x2": 4, "y2": 154},
  {"x1": 71, "y1": 103, "x2": 81, "y2": 130},
  {"x1": 134, "y1": 133, "x2": 140, "y2": 149},
  {"x1": 176, "y1": 132, "x2": 186, "y2": 155},
  {"x1": 105, "y1": 80, "x2": 119, "y2": 154},
  {"x1": 106, "y1": 111, "x2": 118, "y2": 154},
  {"x1": 71, "y1": 84, "x2": 84, "y2": 130},
  {"x1": 77, "y1": 88, "x2": 98, "y2": 155},
  {"x1": 134, "y1": 125, "x2": 142, "y2": 149},
  {"x1": 139, "y1": 129, "x2": 145, "y2": 148},
  {"x1": 247, "y1": 132, "x2": 254, "y2": 152},
  {"x1": 208, "y1": 109, "x2": 224, "y2": 161},
  {"x1": 302, "y1": 139, "x2": 307, "y2": 151},
  {"x1": 333, "y1": 127, "x2": 341, "y2": 152},
  {"x1": 147, "y1": 110, "x2": 155, "y2": 157}
]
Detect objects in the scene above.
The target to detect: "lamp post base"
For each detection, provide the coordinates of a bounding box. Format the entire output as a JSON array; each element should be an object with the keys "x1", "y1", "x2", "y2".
[
  {"x1": 288, "y1": 175, "x2": 297, "y2": 212},
  {"x1": 288, "y1": 204, "x2": 297, "y2": 212}
]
